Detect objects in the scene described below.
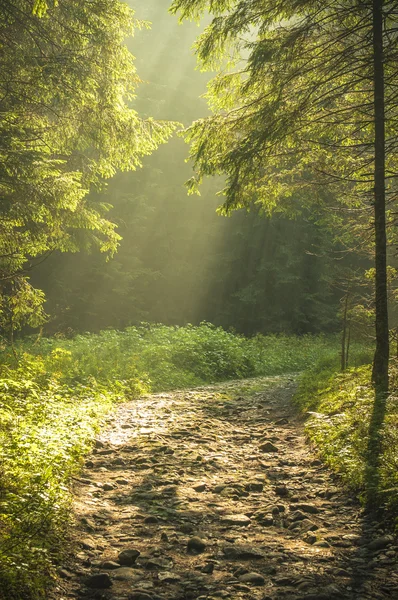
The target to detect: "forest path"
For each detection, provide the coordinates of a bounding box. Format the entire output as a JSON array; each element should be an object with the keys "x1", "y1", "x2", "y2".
[{"x1": 55, "y1": 376, "x2": 398, "y2": 600}]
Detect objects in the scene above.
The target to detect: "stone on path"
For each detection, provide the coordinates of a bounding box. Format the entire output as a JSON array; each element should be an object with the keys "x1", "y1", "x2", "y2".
[
  {"x1": 238, "y1": 572, "x2": 265, "y2": 586},
  {"x1": 221, "y1": 514, "x2": 251, "y2": 526},
  {"x1": 293, "y1": 503, "x2": 320, "y2": 514},
  {"x1": 113, "y1": 567, "x2": 142, "y2": 581},
  {"x1": 368, "y1": 535, "x2": 393, "y2": 551},
  {"x1": 187, "y1": 537, "x2": 207, "y2": 554},
  {"x1": 118, "y1": 548, "x2": 140, "y2": 566},
  {"x1": 259, "y1": 441, "x2": 279, "y2": 453},
  {"x1": 193, "y1": 483, "x2": 206, "y2": 492},
  {"x1": 85, "y1": 573, "x2": 113, "y2": 589},
  {"x1": 222, "y1": 545, "x2": 264, "y2": 559},
  {"x1": 128, "y1": 592, "x2": 154, "y2": 600},
  {"x1": 158, "y1": 571, "x2": 181, "y2": 582},
  {"x1": 275, "y1": 484, "x2": 289, "y2": 497},
  {"x1": 101, "y1": 560, "x2": 121, "y2": 570}
]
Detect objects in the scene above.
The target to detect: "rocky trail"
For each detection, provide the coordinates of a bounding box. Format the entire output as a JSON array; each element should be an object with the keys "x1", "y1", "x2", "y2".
[{"x1": 55, "y1": 376, "x2": 398, "y2": 600}]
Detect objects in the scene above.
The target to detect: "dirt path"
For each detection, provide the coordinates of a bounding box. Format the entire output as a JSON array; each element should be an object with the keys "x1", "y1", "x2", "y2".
[{"x1": 54, "y1": 376, "x2": 398, "y2": 600}]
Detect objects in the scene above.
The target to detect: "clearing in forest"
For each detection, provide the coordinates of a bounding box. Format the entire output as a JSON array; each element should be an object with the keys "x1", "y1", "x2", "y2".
[{"x1": 55, "y1": 376, "x2": 398, "y2": 600}]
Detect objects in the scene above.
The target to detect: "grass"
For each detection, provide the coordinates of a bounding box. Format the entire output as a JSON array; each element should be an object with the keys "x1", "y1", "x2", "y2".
[
  {"x1": 0, "y1": 323, "x2": 371, "y2": 599},
  {"x1": 294, "y1": 359, "x2": 398, "y2": 518},
  {"x1": 12, "y1": 323, "x2": 370, "y2": 390}
]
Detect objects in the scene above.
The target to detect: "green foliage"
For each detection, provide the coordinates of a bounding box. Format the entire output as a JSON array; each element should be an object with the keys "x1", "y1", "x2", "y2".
[
  {"x1": 0, "y1": 356, "x2": 124, "y2": 599},
  {"x1": 294, "y1": 359, "x2": 398, "y2": 515},
  {"x1": 16, "y1": 324, "x2": 353, "y2": 390},
  {"x1": 0, "y1": 0, "x2": 176, "y2": 331}
]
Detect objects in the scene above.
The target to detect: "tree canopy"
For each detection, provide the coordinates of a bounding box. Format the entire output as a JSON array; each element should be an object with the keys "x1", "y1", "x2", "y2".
[{"x1": 0, "y1": 0, "x2": 175, "y2": 333}]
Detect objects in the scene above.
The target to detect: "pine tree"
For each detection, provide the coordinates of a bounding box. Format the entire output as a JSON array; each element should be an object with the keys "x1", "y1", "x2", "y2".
[
  {"x1": 170, "y1": 0, "x2": 398, "y2": 393},
  {"x1": 0, "y1": 0, "x2": 176, "y2": 335}
]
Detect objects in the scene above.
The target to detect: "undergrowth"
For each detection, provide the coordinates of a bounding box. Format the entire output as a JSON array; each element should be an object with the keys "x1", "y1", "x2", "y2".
[
  {"x1": 294, "y1": 360, "x2": 398, "y2": 517},
  {"x1": 0, "y1": 323, "x2": 371, "y2": 598}
]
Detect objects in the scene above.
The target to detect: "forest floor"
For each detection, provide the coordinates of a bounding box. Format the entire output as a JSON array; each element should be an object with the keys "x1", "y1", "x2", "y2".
[{"x1": 54, "y1": 375, "x2": 398, "y2": 600}]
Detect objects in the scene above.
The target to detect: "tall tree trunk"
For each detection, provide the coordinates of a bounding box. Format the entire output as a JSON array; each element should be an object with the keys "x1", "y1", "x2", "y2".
[
  {"x1": 341, "y1": 293, "x2": 349, "y2": 372},
  {"x1": 345, "y1": 324, "x2": 351, "y2": 370},
  {"x1": 371, "y1": 0, "x2": 389, "y2": 394}
]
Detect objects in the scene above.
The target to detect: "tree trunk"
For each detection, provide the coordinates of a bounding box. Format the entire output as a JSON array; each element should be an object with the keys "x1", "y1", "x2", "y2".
[
  {"x1": 371, "y1": 0, "x2": 389, "y2": 394},
  {"x1": 346, "y1": 325, "x2": 351, "y2": 370},
  {"x1": 341, "y1": 293, "x2": 349, "y2": 372}
]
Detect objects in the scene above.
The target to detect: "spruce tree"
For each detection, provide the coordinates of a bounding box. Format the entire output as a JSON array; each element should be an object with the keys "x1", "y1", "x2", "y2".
[{"x1": 170, "y1": 0, "x2": 398, "y2": 393}]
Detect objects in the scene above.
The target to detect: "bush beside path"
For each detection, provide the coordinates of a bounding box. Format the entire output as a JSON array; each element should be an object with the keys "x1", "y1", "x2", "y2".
[{"x1": 54, "y1": 376, "x2": 398, "y2": 600}]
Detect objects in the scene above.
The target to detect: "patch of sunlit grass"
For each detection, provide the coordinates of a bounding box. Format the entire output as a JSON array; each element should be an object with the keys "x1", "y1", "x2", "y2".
[{"x1": 294, "y1": 363, "x2": 398, "y2": 517}]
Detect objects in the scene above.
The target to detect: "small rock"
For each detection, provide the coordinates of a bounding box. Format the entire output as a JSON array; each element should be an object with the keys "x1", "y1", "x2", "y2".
[
  {"x1": 193, "y1": 483, "x2": 207, "y2": 492},
  {"x1": 275, "y1": 418, "x2": 289, "y2": 425},
  {"x1": 158, "y1": 571, "x2": 181, "y2": 582},
  {"x1": 221, "y1": 514, "x2": 251, "y2": 526},
  {"x1": 201, "y1": 563, "x2": 214, "y2": 574},
  {"x1": 259, "y1": 442, "x2": 279, "y2": 453},
  {"x1": 293, "y1": 503, "x2": 320, "y2": 514},
  {"x1": 303, "y1": 533, "x2": 317, "y2": 545},
  {"x1": 81, "y1": 538, "x2": 96, "y2": 550},
  {"x1": 101, "y1": 561, "x2": 121, "y2": 570},
  {"x1": 128, "y1": 592, "x2": 154, "y2": 600},
  {"x1": 213, "y1": 485, "x2": 226, "y2": 493},
  {"x1": 239, "y1": 572, "x2": 265, "y2": 586},
  {"x1": 246, "y1": 482, "x2": 264, "y2": 492},
  {"x1": 275, "y1": 576, "x2": 296, "y2": 586},
  {"x1": 313, "y1": 540, "x2": 330, "y2": 548},
  {"x1": 301, "y1": 519, "x2": 318, "y2": 532},
  {"x1": 222, "y1": 545, "x2": 264, "y2": 560},
  {"x1": 368, "y1": 536, "x2": 394, "y2": 551},
  {"x1": 118, "y1": 549, "x2": 140, "y2": 566},
  {"x1": 113, "y1": 567, "x2": 141, "y2": 581},
  {"x1": 146, "y1": 557, "x2": 172, "y2": 570},
  {"x1": 233, "y1": 566, "x2": 249, "y2": 577},
  {"x1": 290, "y1": 510, "x2": 307, "y2": 522},
  {"x1": 116, "y1": 478, "x2": 130, "y2": 485},
  {"x1": 187, "y1": 537, "x2": 207, "y2": 554},
  {"x1": 103, "y1": 482, "x2": 115, "y2": 491},
  {"x1": 85, "y1": 573, "x2": 113, "y2": 589},
  {"x1": 144, "y1": 516, "x2": 159, "y2": 524},
  {"x1": 255, "y1": 512, "x2": 273, "y2": 526},
  {"x1": 275, "y1": 485, "x2": 289, "y2": 497}
]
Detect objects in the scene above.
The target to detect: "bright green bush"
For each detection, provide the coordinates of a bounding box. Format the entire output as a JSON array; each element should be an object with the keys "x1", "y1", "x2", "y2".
[
  {"x1": 0, "y1": 355, "x2": 125, "y2": 599},
  {"x1": 10, "y1": 323, "x2": 370, "y2": 390}
]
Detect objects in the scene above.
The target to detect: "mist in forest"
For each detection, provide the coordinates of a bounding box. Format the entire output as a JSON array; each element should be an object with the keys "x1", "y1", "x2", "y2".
[{"x1": 31, "y1": 0, "x2": 342, "y2": 336}]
